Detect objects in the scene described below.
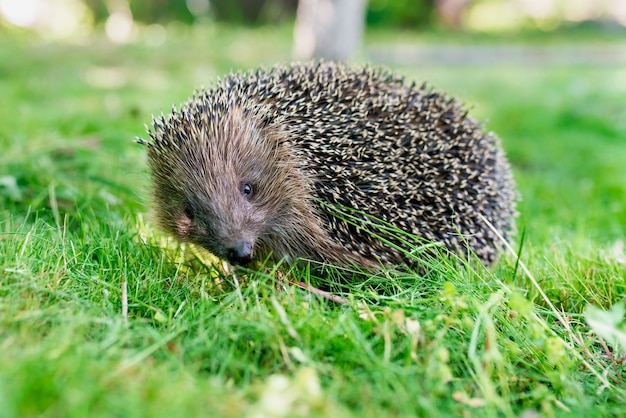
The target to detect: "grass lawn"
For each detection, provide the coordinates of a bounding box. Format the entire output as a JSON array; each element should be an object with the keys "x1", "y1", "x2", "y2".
[{"x1": 1, "y1": 24, "x2": 625, "y2": 417}]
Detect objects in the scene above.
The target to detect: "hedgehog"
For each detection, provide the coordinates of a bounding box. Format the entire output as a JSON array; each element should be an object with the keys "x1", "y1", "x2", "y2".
[{"x1": 140, "y1": 61, "x2": 516, "y2": 269}]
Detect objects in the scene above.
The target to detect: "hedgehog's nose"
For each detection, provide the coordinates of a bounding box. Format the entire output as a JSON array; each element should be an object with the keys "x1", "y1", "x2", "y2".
[{"x1": 227, "y1": 241, "x2": 254, "y2": 266}]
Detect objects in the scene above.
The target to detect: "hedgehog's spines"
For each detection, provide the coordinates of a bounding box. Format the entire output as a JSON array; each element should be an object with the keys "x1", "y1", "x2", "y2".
[{"x1": 141, "y1": 61, "x2": 516, "y2": 267}]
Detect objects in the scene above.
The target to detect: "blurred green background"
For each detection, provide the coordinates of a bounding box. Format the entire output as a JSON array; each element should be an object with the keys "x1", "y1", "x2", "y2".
[
  {"x1": 1, "y1": 2, "x2": 625, "y2": 416},
  {"x1": 0, "y1": 0, "x2": 625, "y2": 246},
  {"x1": 2, "y1": 0, "x2": 626, "y2": 36}
]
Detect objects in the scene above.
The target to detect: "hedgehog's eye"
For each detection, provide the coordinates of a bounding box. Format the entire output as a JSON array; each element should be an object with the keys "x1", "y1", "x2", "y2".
[
  {"x1": 183, "y1": 201, "x2": 195, "y2": 220},
  {"x1": 241, "y1": 183, "x2": 253, "y2": 198}
]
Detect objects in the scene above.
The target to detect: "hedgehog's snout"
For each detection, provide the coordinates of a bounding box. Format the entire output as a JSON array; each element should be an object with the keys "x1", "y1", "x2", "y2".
[{"x1": 226, "y1": 240, "x2": 254, "y2": 266}]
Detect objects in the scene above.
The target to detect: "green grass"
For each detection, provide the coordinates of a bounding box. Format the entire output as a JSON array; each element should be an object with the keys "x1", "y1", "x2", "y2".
[{"x1": 1, "y1": 24, "x2": 625, "y2": 417}]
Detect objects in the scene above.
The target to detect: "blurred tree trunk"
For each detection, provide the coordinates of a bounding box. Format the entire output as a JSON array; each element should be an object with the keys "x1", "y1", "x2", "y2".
[
  {"x1": 293, "y1": 0, "x2": 367, "y2": 61},
  {"x1": 435, "y1": 0, "x2": 472, "y2": 28}
]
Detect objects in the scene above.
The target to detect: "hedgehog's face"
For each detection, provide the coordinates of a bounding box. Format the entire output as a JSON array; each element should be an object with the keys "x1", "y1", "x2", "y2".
[
  {"x1": 172, "y1": 176, "x2": 269, "y2": 266},
  {"x1": 147, "y1": 107, "x2": 307, "y2": 266}
]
